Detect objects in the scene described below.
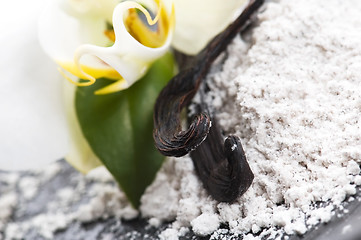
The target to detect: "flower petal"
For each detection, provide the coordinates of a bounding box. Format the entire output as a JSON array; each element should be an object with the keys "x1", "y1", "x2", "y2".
[
  {"x1": 63, "y1": 0, "x2": 118, "y2": 23},
  {"x1": 38, "y1": 0, "x2": 119, "y2": 83},
  {"x1": 94, "y1": 79, "x2": 129, "y2": 95},
  {"x1": 169, "y1": 0, "x2": 248, "y2": 55},
  {"x1": 39, "y1": 0, "x2": 174, "y2": 92},
  {"x1": 64, "y1": 82, "x2": 102, "y2": 173},
  {"x1": 73, "y1": 0, "x2": 174, "y2": 90}
]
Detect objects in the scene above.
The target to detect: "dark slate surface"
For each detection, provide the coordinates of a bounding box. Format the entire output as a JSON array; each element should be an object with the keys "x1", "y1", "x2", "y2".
[{"x1": 1, "y1": 159, "x2": 361, "y2": 240}]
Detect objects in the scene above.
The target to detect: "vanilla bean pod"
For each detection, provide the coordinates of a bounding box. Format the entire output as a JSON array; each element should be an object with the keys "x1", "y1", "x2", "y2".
[
  {"x1": 190, "y1": 114, "x2": 254, "y2": 202},
  {"x1": 153, "y1": 0, "x2": 264, "y2": 157},
  {"x1": 153, "y1": 0, "x2": 264, "y2": 202}
]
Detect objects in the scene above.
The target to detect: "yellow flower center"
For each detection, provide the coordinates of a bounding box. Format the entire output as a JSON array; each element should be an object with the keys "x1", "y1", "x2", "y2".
[
  {"x1": 59, "y1": 0, "x2": 174, "y2": 95},
  {"x1": 104, "y1": 29, "x2": 116, "y2": 43},
  {"x1": 104, "y1": 0, "x2": 171, "y2": 48},
  {"x1": 125, "y1": 7, "x2": 167, "y2": 48}
]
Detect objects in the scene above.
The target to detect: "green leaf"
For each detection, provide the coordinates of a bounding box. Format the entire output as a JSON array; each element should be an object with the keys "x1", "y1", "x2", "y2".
[{"x1": 75, "y1": 53, "x2": 174, "y2": 208}]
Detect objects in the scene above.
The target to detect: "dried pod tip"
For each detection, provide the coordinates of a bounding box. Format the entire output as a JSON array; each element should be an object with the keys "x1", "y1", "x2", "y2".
[{"x1": 191, "y1": 122, "x2": 254, "y2": 203}]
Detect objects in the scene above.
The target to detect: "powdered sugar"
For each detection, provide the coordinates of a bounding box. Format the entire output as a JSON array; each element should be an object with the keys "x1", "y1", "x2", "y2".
[
  {"x1": 191, "y1": 213, "x2": 220, "y2": 236},
  {"x1": 142, "y1": 0, "x2": 361, "y2": 237},
  {"x1": 1, "y1": 0, "x2": 361, "y2": 239}
]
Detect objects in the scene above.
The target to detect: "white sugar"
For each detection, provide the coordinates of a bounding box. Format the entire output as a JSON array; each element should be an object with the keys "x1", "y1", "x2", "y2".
[
  {"x1": 0, "y1": 193, "x2": 18, "y2": 232},
  {"x1": 142, "y1": 0, "x2": 361, "y2": 237},
  {"x1": 191, "y1": 213, "x2": 220, "y2": 236},
  {"x1": 1, "y1": 0, "x2": 361, "y2": 239}
]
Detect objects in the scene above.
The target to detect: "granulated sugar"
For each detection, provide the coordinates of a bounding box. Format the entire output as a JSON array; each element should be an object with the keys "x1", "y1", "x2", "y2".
[{"x1": 141, "y1": 0, "x2": 361, "y2": 238}]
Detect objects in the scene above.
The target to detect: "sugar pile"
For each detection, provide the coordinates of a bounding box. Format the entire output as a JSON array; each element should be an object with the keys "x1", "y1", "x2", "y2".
[
  {"x1": 1, "y1": 0, "x2": 361, "y2": 239},
  {"x1": 0, "y1": 163, "x2": 139, "y2": 240},
  {"x1": 141, "y1": 0, "x2": 361, "y2": 238}
]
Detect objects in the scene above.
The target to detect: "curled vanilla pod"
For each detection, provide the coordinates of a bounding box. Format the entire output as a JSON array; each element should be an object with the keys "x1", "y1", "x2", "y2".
[
  {"x1": 153, "y1": 0, "x2": 264, "y2": 201},
  {"x1": 153, "y1": 66, "x2": 212, "y2": 157},
  {"x1": 190, "y1": 115, "x2": 254, "y2": 202}
]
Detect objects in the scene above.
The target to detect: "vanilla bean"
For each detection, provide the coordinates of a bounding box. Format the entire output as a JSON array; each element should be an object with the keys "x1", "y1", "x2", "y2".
[
  {"x1": 153, "y1": 0, "x2": 264, "y2": 157},
  {"x1": 190, "y1": 118, "x2": 254, "y2": 202},
  {"x1": 153, "y1": 0, "x2": 264, "y2": 202},
  {"x1": 153, "y1": 66, "x2": 212, "y2": 157}
]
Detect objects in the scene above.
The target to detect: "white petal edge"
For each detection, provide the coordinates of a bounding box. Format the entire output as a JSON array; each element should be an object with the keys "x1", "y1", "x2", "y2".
[
  {"x1": 63, "y1": 81, "x2": 102, "y2": 174},
  {"x1": 169, "y1": 0, "x2": 248, "y2": 55},
  {"x1": 38, "y1": 0, "x2": 112, "y2": 69},
  {"x1": 62, "y1": 0, "x2": 118, "y2": 23},
  {"x1": 74, "y1": 1, "x2": 174, "y2": 88}
]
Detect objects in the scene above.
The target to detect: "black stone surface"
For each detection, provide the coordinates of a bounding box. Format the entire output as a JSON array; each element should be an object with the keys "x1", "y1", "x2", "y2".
[{"x1": 1, "y1": 159, "x2": 361, "y2": 240}]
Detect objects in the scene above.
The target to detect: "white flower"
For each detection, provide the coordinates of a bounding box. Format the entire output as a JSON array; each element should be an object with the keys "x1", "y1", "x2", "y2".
[
  {"x1": 39, "y1": 0, "x2": 175, "y2": 95},
  {"x1": 39, "y1": 0, "x2": 247, "y2": 94},
  {"x1": 0, "y1": 0, "x2": 247, "y2": 171},
  {"x1": 38, "y1": 0, "x2": 176, "y2": 172},
  {"x1": 170, "y1": 0, "x2": 247, "y2": 55}
]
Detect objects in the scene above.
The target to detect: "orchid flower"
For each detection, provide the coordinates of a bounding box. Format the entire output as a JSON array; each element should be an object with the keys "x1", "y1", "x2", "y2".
[
  {"x1": 37, "y1": 0, "x2": 247, "y2": 173},
  {"x1": 39, "y1": 0, "x2": 247, "y2": 93},
  {"x1": 0, "y1": 0, "x2": 247, "y2": 171},
  {"x1": 38, "y1": 0, "x2": 175, "y2": 172},
  {"x1": 39, "y1": 0, "x2": 175, "y2": 95}
]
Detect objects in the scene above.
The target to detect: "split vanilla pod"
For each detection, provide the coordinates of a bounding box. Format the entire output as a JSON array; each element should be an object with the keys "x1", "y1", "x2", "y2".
[{"x1": 153, "y1": 0, "x2": 264, "y2": 202}]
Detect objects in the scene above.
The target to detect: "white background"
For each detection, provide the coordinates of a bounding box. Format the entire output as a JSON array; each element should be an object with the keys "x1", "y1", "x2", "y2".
[{"x1": 0, "y1": 1, "x2": 68, "y2": 170}]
